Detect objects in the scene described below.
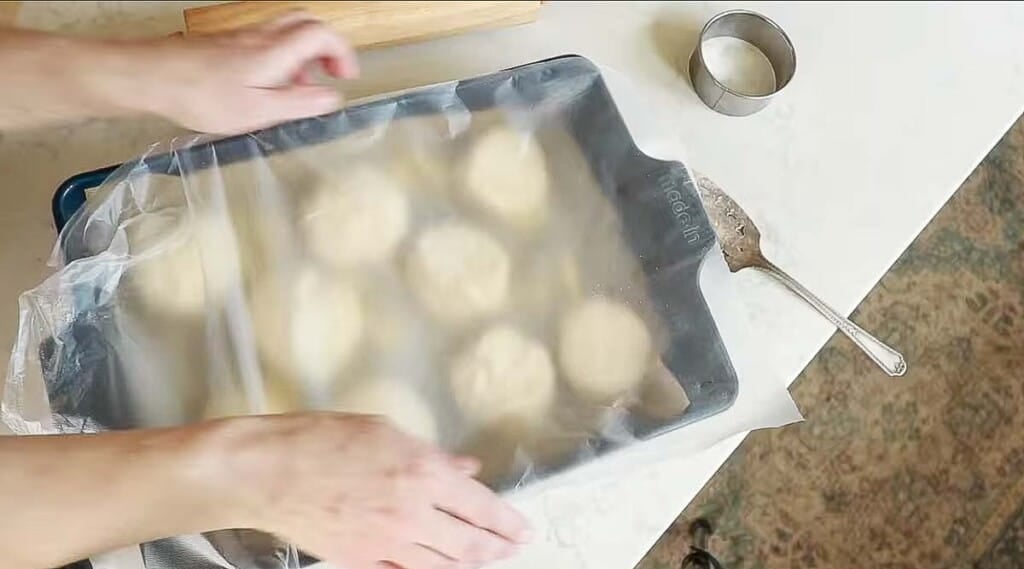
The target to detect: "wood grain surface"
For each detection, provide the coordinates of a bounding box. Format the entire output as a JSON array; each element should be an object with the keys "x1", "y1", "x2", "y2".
[
  {"x1": 0, "y1": 1, "x2": 20, "y2": 26},
  {"x1": 184, "y1": 1, "x2": 542, "y2": 49}
]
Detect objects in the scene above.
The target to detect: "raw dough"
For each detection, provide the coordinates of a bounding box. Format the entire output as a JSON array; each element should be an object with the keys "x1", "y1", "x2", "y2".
[
  {"x1": 335, "y1": 378, "x2": 439, "y2": 443},
  {"x1": 463, "y1": 127, "x2": 550, "y2": 227},
  {"x1": 250, "y1": 267, "x2": 363, "y2": 399},
  {"x1": 558, "y1": 298, "x2": 652, "y2": 403},
  {"x1": 390, "y1": 116, "x2": 453, "y2": 196},
  {"x1": 127, "y1": 210, "x2": 240, "y2": 315},
  {"x1": 450, "y1": 325, "x2": 556, "y2": 426},
  {"x1": 300, "y1": 169, "x2": 411, "y2": 269},
  {"x1": 203, "y1": 374, "x2": 302, "y2": 419},
  {"x1": 406, "y1": 222, "x2": 511, "y2": 323}
]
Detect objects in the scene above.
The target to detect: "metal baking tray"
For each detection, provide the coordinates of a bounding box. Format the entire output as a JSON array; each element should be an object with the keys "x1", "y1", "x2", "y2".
[{"x1": 49, "y1": 55, "x2": 738, "y2": 484}]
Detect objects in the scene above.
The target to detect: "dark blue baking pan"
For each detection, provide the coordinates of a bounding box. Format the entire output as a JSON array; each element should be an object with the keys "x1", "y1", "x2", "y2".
[
  {"x1": 49, "y1": 55, "x2": 738, "y2": 566},
  {"x1": 53, "y1": 165, "x2": 118, "y2": 233},
  {"x1": 52, "y1": 54, "x2": 737, "y2": 433}
]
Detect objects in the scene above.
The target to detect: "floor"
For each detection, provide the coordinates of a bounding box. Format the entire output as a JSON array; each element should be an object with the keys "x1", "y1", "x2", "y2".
[{"x1": 638, "y1": 113, "x2": 1024, "y2": 568}]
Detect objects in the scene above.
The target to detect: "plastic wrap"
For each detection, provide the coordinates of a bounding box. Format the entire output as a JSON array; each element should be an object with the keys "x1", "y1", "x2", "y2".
[{"x1": 2, "y1": 56, "x2": 796, "y2": 568}]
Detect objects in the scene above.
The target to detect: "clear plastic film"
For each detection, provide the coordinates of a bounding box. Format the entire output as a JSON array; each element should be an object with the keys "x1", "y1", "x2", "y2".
[{"x1": 2, "y1": 56, "x2": 799, "y2": 568}]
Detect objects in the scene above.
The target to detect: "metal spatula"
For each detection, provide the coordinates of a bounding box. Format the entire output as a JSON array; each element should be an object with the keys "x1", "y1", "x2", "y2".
[{"x1": 694, "y1": 172, "x2": 907, "y2": 377}]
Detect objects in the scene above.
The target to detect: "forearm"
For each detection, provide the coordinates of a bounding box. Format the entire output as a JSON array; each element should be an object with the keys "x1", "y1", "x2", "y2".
[
  {"x1": 1, "y1": 17, "x2": 358, "y2": 134},
  {"x1": 0, "y1": 28, "x2": 156, "y2": 130},
  {"x1": 0, "y1": 426, "x2": 237, "y2": 568}
]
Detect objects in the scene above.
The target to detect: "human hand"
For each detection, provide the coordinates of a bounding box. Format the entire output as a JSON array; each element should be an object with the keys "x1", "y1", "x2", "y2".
[
  {"x1": 202, "y1": 413, "x2": 531, "y2": 569},
  {"x1": 0, "y1": 14, "x2": 355, "y2": 132},
  {"x1": 128, "y1": 13, "x2": 359, "y2": 134}
]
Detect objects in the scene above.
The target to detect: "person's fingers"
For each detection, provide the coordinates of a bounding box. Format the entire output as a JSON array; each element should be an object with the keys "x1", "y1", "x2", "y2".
[
  {"x1": 449, "y1": 455, "x2": 481, "y2": 476},
  {"x1": 318, "y1": 53, "x2": 350, "y2": 79},
  {"x1": 386, "y1": 544, "x2": 458, "y2": 569},
  {"x1": 419, "y1": 508, "x2": 517, "y2": 562},
  {"x1": 435, "y1": 476, "x2": 531, "y2": 544},
  {"x1": 261, "y1": 84, "x2": 340, "y2": 119},
  {"x1": 292, "y1": 66, "x2": 313, "y2": 86},
  {"x1": 266, "y1": 19, "x2": 359, "y2": 79}
]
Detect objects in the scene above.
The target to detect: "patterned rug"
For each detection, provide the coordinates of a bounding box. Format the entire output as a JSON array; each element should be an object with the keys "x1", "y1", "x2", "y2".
[{"x1": 637, "y1": 113, "x2": 1024, "y2": 569}]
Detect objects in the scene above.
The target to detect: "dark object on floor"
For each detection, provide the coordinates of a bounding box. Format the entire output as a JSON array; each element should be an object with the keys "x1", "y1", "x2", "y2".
[
  {"x1": 681, "y1": 519, "x2": 725, "y2": 569},
  {"x1": 638, "y1": 112, "x2": 1024, "y2": 569}
]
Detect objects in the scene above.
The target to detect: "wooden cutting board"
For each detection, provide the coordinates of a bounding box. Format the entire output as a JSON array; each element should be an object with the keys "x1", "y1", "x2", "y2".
[{"x1": 184, "y1": 1, "x2": 543, "y2": 50}]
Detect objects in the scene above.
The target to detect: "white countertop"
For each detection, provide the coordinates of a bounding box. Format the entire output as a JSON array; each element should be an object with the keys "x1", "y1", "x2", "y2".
[{"x1": 6, "y1": 2, "x2": 1024, "y2": 569}]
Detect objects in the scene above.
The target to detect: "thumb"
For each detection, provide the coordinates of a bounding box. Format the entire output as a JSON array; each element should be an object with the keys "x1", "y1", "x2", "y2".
[{"x1": 256, "y1": 84, "x2": 341, "y2": 124}]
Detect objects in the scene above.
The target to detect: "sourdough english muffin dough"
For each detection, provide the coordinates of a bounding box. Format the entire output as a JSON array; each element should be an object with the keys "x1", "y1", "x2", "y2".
[
  {"x1": 300, "y1": 169, "x2": 411, "y2": 269},
  {"x1": 558, "y1": 297, "x2": 653, "y2": 403},
  {"x1": 250, "y1": 267, "x2": 363, "y2": 398},
  {"x1": 127, "y1": 210, "x2": 240, "y2": 315},
  {"x1": 406, "y1": 221, "x2": 511, "y2": 323},
  {"x1": 449, "y1": 324, "x2": 556, "y2": 426},
  {"x1": 389, "y1": 116, "x2": 454, "y2": 196},
  {"x1": 336, "y1": 378, "x2": 439, "y2": 443},
  {"x1": 463, "y1": 126, "x2": 550, "y2": 228}
]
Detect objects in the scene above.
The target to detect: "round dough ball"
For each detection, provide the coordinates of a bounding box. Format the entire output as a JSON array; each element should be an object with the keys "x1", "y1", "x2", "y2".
[
  {"x1": 203, "y1": 375, "x2": 301, "y2": 419},
  {"x1": 450, "y1": 325, "x2": 556, "y2": 426},
  {"x1": 250, "y1": 268, "x2": 363, "y2": 398},
  {"x1": 406, "y1": 222, "x2": 511, "y2": 323},
  {"x1": 336, "y1": 379, "x2": 439, "y2": 443},
  {"x1": 558, "y1": 298, "x2": 652, "y2": 403},
  {"x1": 300, "y1": 169, "x2": 411, "y2": 269},
  {"x1": 463, "y1": 127, "x2": 550, "y2": 227},
  {"x1": 392, "y1": 142, "x2": 451, "y2": 196},
  {"x1": 127, "y1": 210, "x2": 240, "y2": 315}
]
